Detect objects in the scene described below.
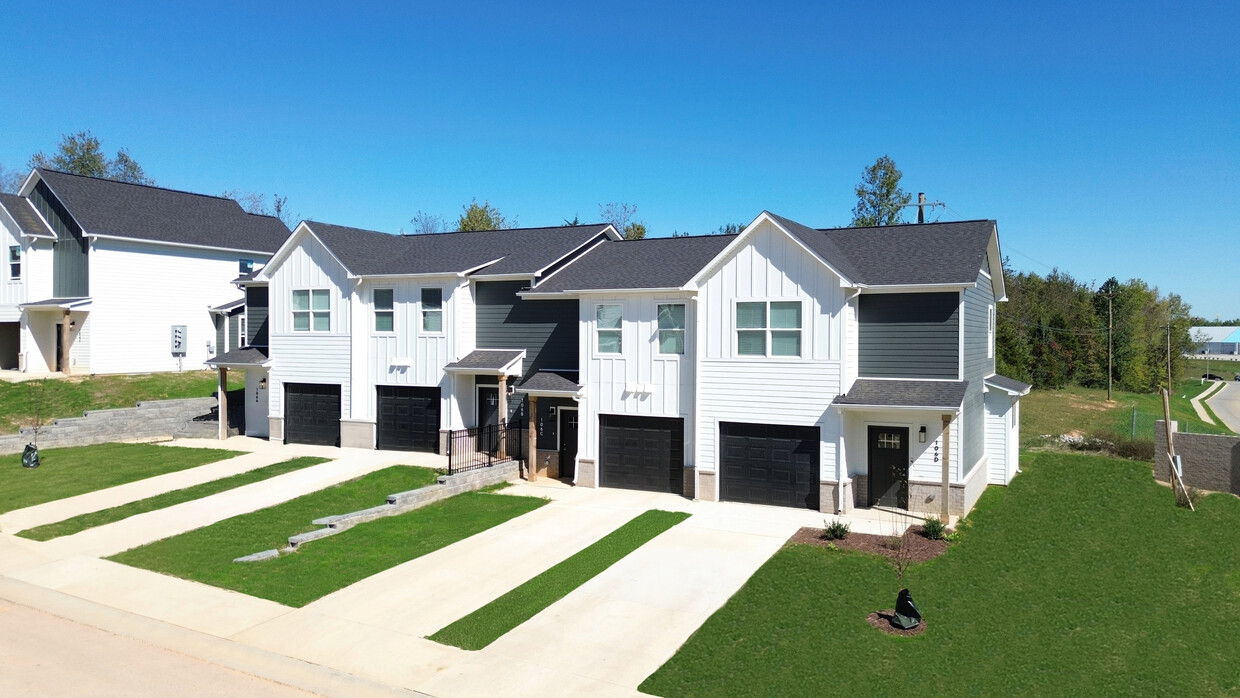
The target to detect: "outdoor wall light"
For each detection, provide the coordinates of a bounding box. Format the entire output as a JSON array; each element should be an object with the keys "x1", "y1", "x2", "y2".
[
  {"x1": 919, "y1": 426, "x2": 927, "y2": 443},
  {"x1": 259, "y1": 377, "x2": 267, "y2": 390}
]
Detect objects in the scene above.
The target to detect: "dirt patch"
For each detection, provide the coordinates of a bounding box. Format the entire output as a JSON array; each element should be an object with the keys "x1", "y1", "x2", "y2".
[
  {"x1": 867, "y1": 610, "x2": 926, "y2": 637},
  {"x1": 789, "y1": 526, "x2": 949, "y2": 563}
]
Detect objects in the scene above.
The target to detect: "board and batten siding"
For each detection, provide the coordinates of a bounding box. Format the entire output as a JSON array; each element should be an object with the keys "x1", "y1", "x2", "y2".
[
  {"x1": 350, "y1": 276, "x2": 458, "y2": 426},
  {"x1": 575, "y1": 293, "x2": 695, "y2": 466},
  {"x1": 843, "y1": 409, "x2": 962, "y2": 483},
  {"x1": 857, "y1": 292, "x2": 959, "y2": 379},
  {"x1": 984, "y1": 390, "x2": 1012, "y2": 484},
  {"x1": 29, "y1": 180, "x2": 89, "y2": 298},
  {"x1": 268, "y1": 232, "x2": 352, "y2": 420},
  {"x1": 475, "y1": 280, "x2": 578, "y2": 378},
  {"x1": 0, "y1": 209, "x2": 26, "y2": 315},
  {"x1": 961, "y1": 268, "x2": 996, "y2": 476},
  {"x1": 694, "y1": 219, "x2": 847, "y2": 481},
  {"x1": 88, "y1": 238, "x2": 264, "y2": 374}
]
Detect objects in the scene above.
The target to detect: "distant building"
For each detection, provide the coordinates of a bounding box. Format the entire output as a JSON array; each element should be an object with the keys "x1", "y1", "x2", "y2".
[{"x1": 1191, "y1": 327, "x2": 1240, "y2": 356}]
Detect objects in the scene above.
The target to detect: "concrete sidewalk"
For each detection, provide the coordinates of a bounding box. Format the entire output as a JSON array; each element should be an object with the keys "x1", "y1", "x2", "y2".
[
  {"x1": 1207, "y1": 381, "x2": 1240, "y2": 433},
  {"x1": 1190, "y1": 380, "x2": 1228, "y2": 424}
]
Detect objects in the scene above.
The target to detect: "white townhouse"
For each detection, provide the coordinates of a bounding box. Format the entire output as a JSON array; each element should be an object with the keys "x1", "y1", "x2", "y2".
[
  {"x1": 524, "y1": 212, "x2": 1029, "y2": 517},
  {"x1": 0, "y1": 169, "x2": 289, "y2": 375},
  {"x1": 251, "y1": 221, "x2": 619, "y2": 451}
]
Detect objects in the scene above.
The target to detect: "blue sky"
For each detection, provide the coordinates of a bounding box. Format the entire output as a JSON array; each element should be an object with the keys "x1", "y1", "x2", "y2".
[{"x1": 1, "y1": 1, "x2": 1236, "y2": 318}]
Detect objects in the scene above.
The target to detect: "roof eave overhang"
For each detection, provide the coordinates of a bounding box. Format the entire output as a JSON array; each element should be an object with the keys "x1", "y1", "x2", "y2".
[
  {"x1": 443, "y1": 349, "x2": 527, "y2": 376},
  {"x1": 260, "y1": 223, "x2": 354, "y2": 281},
  {"x1": 520, "y1": 286, "x2": 695, "y2": 298},
  {"x1": 834, "y1": 403, "x2": 963, "y2": 412},
  {"x1": 19, "y1": 298, "x2": 93, "y2": 310},
  {"x1": 88, "y1": 233, "x2": 277, "y2": 257},
  {"x1": 205, "y1": 359, "x2": 273, "y2": 369},
  {"x1": 983, "y1": 378, "x2": 1032, "y2": 397},
  {"x1": 514, "y1": 387, "x2": 583, "y2": 398},
  {"x1": 857, "y1": 283, "x2": 974, "y2": 293}
]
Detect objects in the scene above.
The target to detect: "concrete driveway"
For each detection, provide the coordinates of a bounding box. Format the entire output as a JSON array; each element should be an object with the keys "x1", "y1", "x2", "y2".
[{"x1": 1207, "y1": 381, "x2": 1240, "y2": 433}]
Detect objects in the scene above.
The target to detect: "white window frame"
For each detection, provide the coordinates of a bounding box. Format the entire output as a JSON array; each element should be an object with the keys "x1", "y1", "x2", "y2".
[
  {"x1": 291, "y1": 289, "x2": 331, "y2": 333},
  {"x1": 373, "y1": 288, "x2": 395, "y2": 334},
  {"x1": 238, "y1": 315, "x2": 247, "y2": 348},
  {"x1": 595, "y1": 303, "x2": 623, "y2": 355},
  {"x1": 420, "y1": 287, "x2": 444, "y2": 335},
  {"x1": 988, "y1": 304, "x2": 995, "y2": 359},
  {"x1": 656, "y1": 302, "x2": 686, "y2": 356},
  {"x1": 7, "y1": 245, "x2": 19, "y2": 281},
  {"x1": 733, "y1": 299, "x2": 804, "y2": 359}
]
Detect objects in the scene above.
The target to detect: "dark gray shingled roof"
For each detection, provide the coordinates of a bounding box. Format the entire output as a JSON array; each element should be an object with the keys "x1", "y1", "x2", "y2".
[
  {"x1": 444, "y1": 349, "x2": 526, "y2": 372},
  {"x1": 813, "y1": 219, "x2": 996, "y2": 286},
  {"x1": 206, "y1": 347, "x2": 269, "y2": 366},
  {"x1": 526, "y1": 234, "x2": 736, "y2": 293},
  {"x1": 0, "y1": 193, "x2": 54, "y2": 238},
  {"x1": 209, "y1": 298, "x2": 245, "y2": 313},
  {"x1": 305, "y1": 221, "x2": 613, "y2": 277},
  {"x1": 35, "y1": 169, "x2": 291, "y2": 253},
  {"x1": 517, "y1": 371, "x2": 582, "y2": 394},
  {"x1": 985, "y1": 374, "x2": 1032, "y2": 395},
  {"x1": 833, "y1": 379, "x2": 969, "y2": 409}
]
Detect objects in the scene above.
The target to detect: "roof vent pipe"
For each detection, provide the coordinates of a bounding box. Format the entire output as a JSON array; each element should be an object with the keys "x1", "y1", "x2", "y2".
[{"x1": 917, "y1": 192, "x2": 926, "y2": 224}]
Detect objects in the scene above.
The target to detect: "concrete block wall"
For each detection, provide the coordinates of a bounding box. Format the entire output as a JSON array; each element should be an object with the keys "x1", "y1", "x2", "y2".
[
  {"x1": 0, "y1": 397, "x2": 219, "y2": 455},
  {"x1": 1154, "y1": 420, "x2": 1240, "y2": 495}
]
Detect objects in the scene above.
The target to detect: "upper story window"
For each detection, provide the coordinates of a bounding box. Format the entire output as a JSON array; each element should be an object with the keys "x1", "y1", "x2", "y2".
[
  {"x1": 238, "y1": 316, "x2": 248, "y2": 347},
  {"x1": 239, "y1": 259, "x2": 255, "y2": 275},
  {"x1": 596, "y1": 304, "x2": 622, "y2": 354},
  {"x1": 374, "y1": 288, "x2": 395, "y2": 333},
  {"x1": 291, "y1": 289, "x2": 330, "y2": 332},
  {"x1": 421, "y1": 288, "x2": 443, "y2": 332},
  {"x1": 988, "y1": 304, "x2": 995, "y2": 358},
  {"x1": 737, "y1": 300, "x2": 802, "y2": 357},
  {"x1": 8, "y1": 246, "x2": 18, "y2": 280},
  {"x1": 657, "y1": 303, "x2": 685, "y2": 355}
]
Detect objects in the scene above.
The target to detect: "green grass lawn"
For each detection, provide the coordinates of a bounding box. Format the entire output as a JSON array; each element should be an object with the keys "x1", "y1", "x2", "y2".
[
  {"x1": 0, "y1": 443, "x2": 241, "y2": 514},
  {"x1": 18, "y1": 456, "x2": 332, "y2": 541},
  {"x1": 640, "y1": 452, "x2": 1240, "y2": 696},
  {"x1": 431, "y1": 509, "x2": 691, "y2": 650},
  {"x1": 109, "y1": 466, "x2": 548, "y2": 607},
  {"x1": 0, "y1": 370, "x2": 241, "y2": 434}
]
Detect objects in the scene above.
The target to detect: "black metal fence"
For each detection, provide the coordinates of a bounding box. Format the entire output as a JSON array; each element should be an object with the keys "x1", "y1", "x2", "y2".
[{"x1": 446, "y1": 420, "x2": 527, "y2": 475}]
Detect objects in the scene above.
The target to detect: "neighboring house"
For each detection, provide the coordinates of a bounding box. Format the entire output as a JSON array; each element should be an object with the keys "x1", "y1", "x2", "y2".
[
  {"x1": 253, "y1": 221, "x2": 619, "y2": 450},
  {"x1": 0, "y1": 169, "x2": 290, "y2": 375},
  {"x1": 524, "y1": 212, "x2": 1029, "y2": 516}
]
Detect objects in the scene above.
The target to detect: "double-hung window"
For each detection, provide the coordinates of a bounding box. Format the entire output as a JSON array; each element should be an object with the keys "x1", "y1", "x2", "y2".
[
  {"x1": 374, "y1": 289, "x2": 394, "y2": 333},
  {"x1": 292, "y1": 289, "x2": 330, "y2": 332},
  {"x1": 596, "y1": 304, "x2": 622, "y2": 354},
  {"x1": 421, "y1": 288, "x2": 443, "y2": 332},
  {"x1": 8, "y1": 246, "x2": 18, "y2": 280},
  {"x1": 657, "y1": 303, "x2": 685, "y2": 355},
  {"x1": 988, "y1": 304, "x2": 995, "y2": 358},
  {"x1": 238, "y1": 316, "x2": 247, "y2": 347},
  {"x1": 736, "y1": 300, "x2": 802, "y2": 357}
]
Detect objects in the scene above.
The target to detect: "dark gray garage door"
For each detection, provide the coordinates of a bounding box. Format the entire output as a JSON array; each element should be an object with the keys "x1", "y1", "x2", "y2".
[
  {"x1": 720, "y1": 422, "x2": 819, "y2": 509},
  {"x1": 285, "y1": 383, "x2": 341, "y2": 446},
  {"x1": 599, "y1": 415, "x2": 684, "y2": 494},
  {"x1": 376, "y1": 386, "x2": 441, "y2": 453}
]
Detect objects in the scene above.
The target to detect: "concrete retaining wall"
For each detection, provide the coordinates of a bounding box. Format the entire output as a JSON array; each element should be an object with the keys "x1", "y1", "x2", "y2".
[
  {"x1": 0, "y1": 397, "x2": 219, "y2": 455},
  {"x1": 1154, "y1": 420, "x2": 1240, "y2": 495}
]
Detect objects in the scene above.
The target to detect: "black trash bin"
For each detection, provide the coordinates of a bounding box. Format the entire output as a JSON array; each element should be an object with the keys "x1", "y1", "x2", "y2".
[{"x1": 21, "y1": 443, "x2": 40, "y2": 469}]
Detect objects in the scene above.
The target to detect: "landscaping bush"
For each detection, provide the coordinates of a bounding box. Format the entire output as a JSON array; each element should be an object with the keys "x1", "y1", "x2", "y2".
[
  {"x1": 921, "y1": 515, "x2": 947, "y2": 540},
  {"x1": 1108, "y1": 435, "x2": 1154, "y2": 461},
  {"x1": 822, "y1": 519, "x2": 851, "y2": 540}
]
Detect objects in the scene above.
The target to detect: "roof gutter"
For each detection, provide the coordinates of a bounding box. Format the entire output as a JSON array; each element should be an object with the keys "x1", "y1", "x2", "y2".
[{"x1": 89, "y1": 233, "x2": 278, "y2": 257}]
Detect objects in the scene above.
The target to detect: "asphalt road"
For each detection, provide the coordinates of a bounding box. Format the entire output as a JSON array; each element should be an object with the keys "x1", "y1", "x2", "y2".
[
  {"x1": 1206, "y1": 381, "x2": 1240, "y2": 434},
  {"x1": 0, "y1": 598, "x2": 315, "y2": 698}
]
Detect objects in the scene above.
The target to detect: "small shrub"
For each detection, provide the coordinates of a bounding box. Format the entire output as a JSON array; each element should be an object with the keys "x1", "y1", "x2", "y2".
[
  {"x1": 826, "y1": 542, "x2": 838, "y2": 552},
  {"x1": 1109, "y1": 436, "x2": 1154, "y2": 461},
  {"x1": 922, "y1": 515, "x2": 947, "y2": 540},
  {"x1": 822, "y1": 519, "x2": 851, "y2": 541},
  {"x1": 1178, "y1": 486, "x2": 1204, "y2": 509}
]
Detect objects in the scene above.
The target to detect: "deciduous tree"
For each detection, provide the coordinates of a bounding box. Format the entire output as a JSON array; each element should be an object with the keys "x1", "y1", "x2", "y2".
[
  {"x1": 457, "y1": 199, "x2": 514, "y2": 231},
  {"x1": 850, "y1": 155, "x2": 911, "y2": 227},
  {"x1": 28, "y1": 131, "x2": 154, "y2": 185}
]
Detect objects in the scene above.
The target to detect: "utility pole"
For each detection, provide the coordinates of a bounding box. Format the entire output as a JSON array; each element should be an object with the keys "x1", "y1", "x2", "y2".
[
  {"x1": 1166, "y1": 322, "x2": 1172, "y2": 390},
  {"x1": 1107, "y1": 293, "x2": 1113, "y2": 402},
  {"x1": 901, "y1": 193, "x2": 944, "y2": 222}
]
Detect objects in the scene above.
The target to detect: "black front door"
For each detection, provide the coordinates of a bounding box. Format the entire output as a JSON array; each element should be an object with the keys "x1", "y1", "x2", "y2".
[
  {"x1": 55, "y1": 324, "x2": 64, "y2": 372},
  {"x1": 559, "y1": 408, "x2": 579, "y2": 479},
  {"x1": 868, "y1": 426, "x2": 910, "y2": 508},
  {"x1": 477, "y1": 386, "x2": 500, "y2": 454}
]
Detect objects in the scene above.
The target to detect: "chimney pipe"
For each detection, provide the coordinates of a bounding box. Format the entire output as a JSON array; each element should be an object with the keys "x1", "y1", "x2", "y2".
[{"x1": 917, "y1": 192, "x2": 926, "y2": 224}]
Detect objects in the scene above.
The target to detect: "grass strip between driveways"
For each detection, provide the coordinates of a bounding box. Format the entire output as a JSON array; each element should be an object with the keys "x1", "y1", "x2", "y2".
[
  {"x1": 640, "y1": 453, "x2": 1240, "y2": 697},
  {"x1": 0, "y1": 443, "x2": 242, "y2": 514},
  {"x1": 18, "y1": 456, "x2": 333, "y2": 541},
  {"x1": 109, "y1": 466, "x2": 547, "y2": 607},
  {"x1": 430, "y1": 509, "x2": 691, "y2": 651}
]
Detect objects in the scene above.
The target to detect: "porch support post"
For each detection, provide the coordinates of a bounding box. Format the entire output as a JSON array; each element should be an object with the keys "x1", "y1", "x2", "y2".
[
  {"x1": 497, "y1": 374, "x2": 508, "y2": 459},
  {"x1": 941, "y1": 413, "x2": 952, "y2": 520},
  {"x1": 527, "y1": 394, "x2": 538, "y2": 481},
  {"x1": 59, "y1": 310, "x2": 72, "y2": 375},
  {"x1": 218, "y1": 367, "x2": 229, "y2": 441}
]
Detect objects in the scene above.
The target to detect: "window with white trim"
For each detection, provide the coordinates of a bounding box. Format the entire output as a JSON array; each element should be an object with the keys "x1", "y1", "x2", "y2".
[
  {"x1": 736, "y1": 300, "x2": 802, "y2": 357},
  {"x1": 988, "y1": 304, "x2": 995, "y2": 358},
  {"x1": 8, "y1": 246, "x2": 18, "y2": 280},
  {"x1": 374, "y1": 288, "x2": 394, "y2": 332},
  {"x1": 238, "y1": 316, "x2": 247, "y2": 347},
  {"x1": 596, "y1": 304, "x2": 622, "y2": 354},
  {"x1": 291, "y1": 289, "x2": 330, "y2": 332},
  {"x1": 657, "y1": 303, "x2": 685, "y2": 355},
  {"x1": 421, "y1": 288, "x2": 443, "y2": 332}
]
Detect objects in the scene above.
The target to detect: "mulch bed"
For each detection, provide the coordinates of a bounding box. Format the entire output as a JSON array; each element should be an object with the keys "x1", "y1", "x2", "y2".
[
  {"x1": 867, "y1": 610, "x2": 927, "y2": 637},
  {"x1": 789, "y1": 525, "x2": 949, "y2": 563}
]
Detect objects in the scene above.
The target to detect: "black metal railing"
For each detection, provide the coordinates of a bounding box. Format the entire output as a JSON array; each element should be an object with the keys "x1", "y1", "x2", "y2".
[{"x1": 446, "y1": 420, "x2": 527, "y2": 475}]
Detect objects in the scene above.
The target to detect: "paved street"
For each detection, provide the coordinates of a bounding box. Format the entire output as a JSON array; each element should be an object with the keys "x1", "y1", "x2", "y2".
[{"x1": 1206, "y1": 381, "x2": 1240, "y2": 433}]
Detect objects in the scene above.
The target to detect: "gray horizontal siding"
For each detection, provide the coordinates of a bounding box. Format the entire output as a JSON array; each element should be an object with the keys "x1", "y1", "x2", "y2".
[
  {"x1": 214, "y1": 315, "x2": 225, "y2": 354},
  {"x1": 475, "y1": 280, "x2": 578, "y2": 378},
  {"x1": 858, "y1": 292, "x2": 959, "y2": 379},
  {"x1": 246, "y1": 286, "x2": 269, "y2": 347},
  {"x1": 961, "y1": 270, "x2": 994, "y2": 474}
]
